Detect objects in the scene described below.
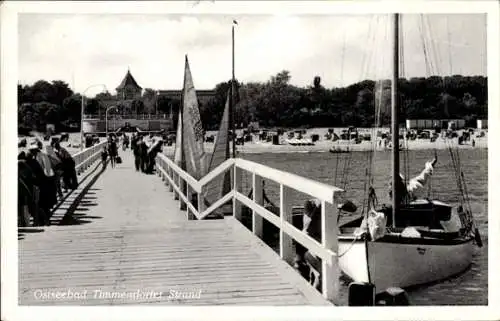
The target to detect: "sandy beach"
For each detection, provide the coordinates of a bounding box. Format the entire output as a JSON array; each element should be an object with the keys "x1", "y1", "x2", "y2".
[
  {"x1": 162, "y1": 136, "x2": 487, "y2": 156},
  {"x1": 163, "y1": 126, "x2": 488, "y2": 156}
]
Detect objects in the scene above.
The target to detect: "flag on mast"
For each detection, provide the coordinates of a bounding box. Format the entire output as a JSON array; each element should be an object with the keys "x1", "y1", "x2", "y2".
[{"x1": 182, "y1": 55, "x2": 207, "y2": 180}]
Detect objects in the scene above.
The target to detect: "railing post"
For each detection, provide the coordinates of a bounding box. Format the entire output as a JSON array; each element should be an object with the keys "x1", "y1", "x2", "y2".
[
  {"x1": 75, "y1": 154, "x2": 82, "y2": 175},
  {"x1": 197, "y1": 186, "x2": 205, "y2": 219},
  {"x1": 159, "y1": 159, "x2": 164, "y2": 180},
  {"x1": 186, "y1": 185, "x2": 194, "y2": 220},
  {"x1": 279, "y1": 184, "x2": 294, "y2": 264},
  {"x1": 233, "y1": 165, "x2": 242, "y2": 221},
  {"x1": 180, "y1": 178, "x2": 187, "y2": 211},
  {"x1": 157, "y1": 157, "x2": 162, "y2": 178},
  {"x1": 174, "y1": 173, "x2": 180, "y2": 200},
  {"x1": 252, "y1": 173, "x2": 263, "y2": 238},
  {"x1": 168, "y1": 166, "x2": 173, "y2": 192},
  {"x1": 320, "y1": 199, "x2": 339, "y2": 302}
]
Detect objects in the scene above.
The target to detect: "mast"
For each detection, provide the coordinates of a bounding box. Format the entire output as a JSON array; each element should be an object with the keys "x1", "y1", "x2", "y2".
[
  {"x1": 391, "y1": 13, "x2": 400, "y2": 226},
  {"x1": 231, "y1": 21, "x2": 237, "y2": 158}
]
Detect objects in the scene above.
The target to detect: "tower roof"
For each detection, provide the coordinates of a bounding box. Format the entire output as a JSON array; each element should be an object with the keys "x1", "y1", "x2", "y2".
[{"x1": 116, "y1": 70, "x2": 142, "y2": 90}]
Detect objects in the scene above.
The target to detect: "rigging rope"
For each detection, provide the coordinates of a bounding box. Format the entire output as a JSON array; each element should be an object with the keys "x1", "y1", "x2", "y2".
[
  {"x1": 339, "y1": 14, "x2": 380, "y2": 193},
  {"x1": 338, "y1": 234, "x2": 361, "y2": 257},
  {"x1": 361, "y1": 14, "x2": 389, "y2": 215},
  {"x1": 334, "y1": 23, "x2": 350, "y2": 188},
  {"x1": 400, "y1": 15, "x2": 411, "y2": 204}
]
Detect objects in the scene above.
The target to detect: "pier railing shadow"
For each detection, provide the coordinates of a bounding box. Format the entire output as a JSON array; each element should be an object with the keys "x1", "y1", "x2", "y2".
[
  {"x1": 59, "y1": 161, "x2": 107, "y2": 226},
  {"x1": 156, "y1": 153, "x2": 344, "y2": 303},
  {"x1": 49, "y1": 142, "x2": 107, "y2": 214}
]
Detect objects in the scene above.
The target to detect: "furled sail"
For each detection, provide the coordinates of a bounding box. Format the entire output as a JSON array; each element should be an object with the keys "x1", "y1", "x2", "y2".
[
  {"x1": 173, "y1": 110, "x2": 183, "y2": 167},
  {"x1": 181, "y1": 55, "x2": 207, "y2": 180},
  {"x1": 204, "y1": 90, "x2": 232, "y2": 206}
]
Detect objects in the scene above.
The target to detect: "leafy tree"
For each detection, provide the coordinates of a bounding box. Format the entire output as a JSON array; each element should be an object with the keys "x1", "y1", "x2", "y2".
[
  {"x1": 17, "y1": 74, "x2": 488, "y2": 133},
  {"x1": 94, "y1": 91, "x2": 112, "y2": 99},
  {"x1": 131, "y1": 99, "x2": 145, "y2": 114},
  {"x1": 62, "y1": 94, "x2": 82, "y2": 122},
  {"x1": 142, "y1": 88, "x2": 158, "y2": 114}
]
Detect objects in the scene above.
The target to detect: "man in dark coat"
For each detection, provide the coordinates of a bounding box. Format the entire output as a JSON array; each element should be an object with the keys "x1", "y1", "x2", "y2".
[
  {"x1": 131, "y1": 134, "x2": 138, "y2": 153},
  {"x1": 53, "y1": 141, "x2": 78, "y2": 190},
  {"x1": 133, "y1": 137, "x2": 142, "y2": 172},
  {"x1": 18, "y1": 153, "x2": 35, "y2": 226},
  {"x1": 146, "y1": 139, "x2": 163, "y2": 174},
  {"x1": 23, "y1": 148, "x2": 49, "y2": 226},
  {"x1": 140, "y1": 137, "x2": 149, "y2": 173}
]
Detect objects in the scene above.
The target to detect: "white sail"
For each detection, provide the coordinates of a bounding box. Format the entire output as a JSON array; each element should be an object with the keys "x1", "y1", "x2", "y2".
[{"x1": 181, "y1": 55, "x2": 207, "y2": 180}]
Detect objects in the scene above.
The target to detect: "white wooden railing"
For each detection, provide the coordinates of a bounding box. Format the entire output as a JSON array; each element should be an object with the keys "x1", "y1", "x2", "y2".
[
  {"x1": 156, "y1": 153, "x2": 343, "y2": 302},
  {"x1": 73, "y1": 141, "x2": 107, "y2": 174}
]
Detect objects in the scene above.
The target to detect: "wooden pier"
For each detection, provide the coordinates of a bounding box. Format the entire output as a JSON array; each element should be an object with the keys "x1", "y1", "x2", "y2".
[{"x1": 18, "y1": 151, "x2": 334, "y2": 306}]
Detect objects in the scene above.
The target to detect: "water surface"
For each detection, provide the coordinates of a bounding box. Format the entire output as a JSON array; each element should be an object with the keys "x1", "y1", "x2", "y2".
[{"x1": 241, "y1": 148, "x2": 488, "y2": 305}]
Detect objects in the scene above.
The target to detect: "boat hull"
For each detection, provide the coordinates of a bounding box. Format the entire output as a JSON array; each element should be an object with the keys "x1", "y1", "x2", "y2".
[{"x1": 338, "y1": 235, "x2": 475, "y2": 292}]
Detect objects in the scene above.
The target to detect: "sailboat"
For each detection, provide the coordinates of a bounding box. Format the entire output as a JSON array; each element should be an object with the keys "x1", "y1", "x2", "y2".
[{"x1": 336, "y1": 14, "x2": 483, "y2": 293}]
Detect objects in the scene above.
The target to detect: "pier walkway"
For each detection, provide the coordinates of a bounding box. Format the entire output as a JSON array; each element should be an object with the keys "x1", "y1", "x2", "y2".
[{"x1": 18, "y1": 151, "x2": 331, "y2": 306}]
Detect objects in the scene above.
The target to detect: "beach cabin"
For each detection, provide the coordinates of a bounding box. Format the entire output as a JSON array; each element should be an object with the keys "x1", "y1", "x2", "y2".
[
  {"x1": 477, "y1": 119, "x2": 488, "y2": 129},
  {"x1": 406, "y1": 119, "x2": 466, "y2": 130}
]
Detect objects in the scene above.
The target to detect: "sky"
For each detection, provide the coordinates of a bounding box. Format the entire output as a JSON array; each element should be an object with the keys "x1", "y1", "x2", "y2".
[{"x1": 18, "y1": 12, "x2": 486, "y2": 96}]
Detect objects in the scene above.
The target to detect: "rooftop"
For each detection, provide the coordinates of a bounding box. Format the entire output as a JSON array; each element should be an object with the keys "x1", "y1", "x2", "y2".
[{"x1": 116, "y1": 70, "x2": 142, "y2": 90}]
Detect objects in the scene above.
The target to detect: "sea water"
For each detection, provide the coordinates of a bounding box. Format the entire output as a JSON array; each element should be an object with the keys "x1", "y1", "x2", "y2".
[{"x1": 241, "y1": 148, "x2": 488, "y2": 306}]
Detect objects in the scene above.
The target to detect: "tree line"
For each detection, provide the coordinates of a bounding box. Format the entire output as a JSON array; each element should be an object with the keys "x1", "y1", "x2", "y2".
[{"x1": 18, "y1": 72, "x2": 487, "y2": 134}]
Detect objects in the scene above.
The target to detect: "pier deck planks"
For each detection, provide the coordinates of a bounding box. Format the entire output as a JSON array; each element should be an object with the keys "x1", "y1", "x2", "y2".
[{"x1": 19, "y1": 151, "x2": 330, "y2": 306}]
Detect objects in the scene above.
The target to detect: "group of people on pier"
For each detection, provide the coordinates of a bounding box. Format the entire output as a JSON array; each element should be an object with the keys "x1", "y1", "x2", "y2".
[
  {"x1": 100, "y1": 132, "x2": 163, "y2": 175},
  {"x1": 18, "y1": 138, "x2": 77, "y2": 227},
  {"x1": 130, "y1": 133, "x2": 163, "y2": 174}
]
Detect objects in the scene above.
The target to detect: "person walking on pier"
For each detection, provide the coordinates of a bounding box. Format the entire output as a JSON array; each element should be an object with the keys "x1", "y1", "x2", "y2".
[
  {"x1": 101, "y1": 146, "x2": 109, "y2": 170},
  {"x1": 131, "y1": 133, "x2": 137, "y2": 153},
  {"x1": 122, "y1": 134, "x2": 129, "y2": 151},
  {"x1": 108, "y1": 136, "x2": 118, "y2": 168},
  {"x1": 146, "y1": 138, "x2": 163, "y2": 174},
  {"x1": 133, "y1": 137, "x2": 142, "y2": 171},
  {"x1": 140, "y1": 136, "x2": 149, "y2": 173}
]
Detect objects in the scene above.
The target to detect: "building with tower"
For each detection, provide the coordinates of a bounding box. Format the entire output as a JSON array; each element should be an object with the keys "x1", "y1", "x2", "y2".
[{"x1": 116, "y1": 69, "x2": 143, "y2": 100}]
